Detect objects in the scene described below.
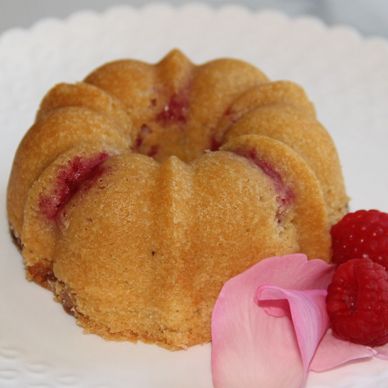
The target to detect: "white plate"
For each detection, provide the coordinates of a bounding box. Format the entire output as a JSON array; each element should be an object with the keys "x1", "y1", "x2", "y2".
[{"x1": 1, "y1": 4, "x2": 388, "y2": 388}]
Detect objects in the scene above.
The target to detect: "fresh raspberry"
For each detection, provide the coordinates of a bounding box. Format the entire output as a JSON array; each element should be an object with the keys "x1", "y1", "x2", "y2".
[
  {"x1": 331, "y1": 209, "x2": 388, "y2": 270},
  {"x1": 326, "y1": 258, "x2": 388, "y2": 346}
]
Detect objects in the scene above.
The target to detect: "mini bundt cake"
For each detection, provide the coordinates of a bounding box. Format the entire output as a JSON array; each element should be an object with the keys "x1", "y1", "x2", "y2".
[{"x1": 7, "y1": 49, "x2": 348, "y2": 349}]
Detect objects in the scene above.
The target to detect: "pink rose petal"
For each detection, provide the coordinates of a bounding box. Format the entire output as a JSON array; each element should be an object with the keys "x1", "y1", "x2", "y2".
[
  {"x1": 375, "y1": 344, "x2": 388, "y2": 360},
  {"x1": 310, "y1": 330, "x2": 376, "y2": 372},
  {"x1": 211, "y1": 254, "x2": 388, "y2": 387},
  {"x1": 256, "y1": 286, "x2": 329, "y2": 372},
  {"x1": 211, "y1": 254, "x2": 334, "y2": 388}
]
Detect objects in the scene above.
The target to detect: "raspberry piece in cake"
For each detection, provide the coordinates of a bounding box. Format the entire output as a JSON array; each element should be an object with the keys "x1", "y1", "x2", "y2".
[
  {"x1": 133, "y1": 124, "x2": 152, "y2": 150},
  {"x1": 209, "y1": 136, "x2": 222, "y2": 151},
  {"x1": 156, "y1": 93, "x2": 189, "y2": 124},
  {"x1": 39, "y1": 152, "x2": 109, "y2": 220},
  {"x1": 233, "y1": 148, "x2": 294, "y2": 220}
]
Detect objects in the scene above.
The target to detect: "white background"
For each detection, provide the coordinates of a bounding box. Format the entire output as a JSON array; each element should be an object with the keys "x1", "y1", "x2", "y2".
[{"x1": 1, "y1": 0, "x2": 388, "y2": 38}]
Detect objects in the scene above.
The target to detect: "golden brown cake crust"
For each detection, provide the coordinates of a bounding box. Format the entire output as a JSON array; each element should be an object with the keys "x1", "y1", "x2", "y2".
[{"x1": 7, "y1": 49, "x2": 348, "y2": 349}]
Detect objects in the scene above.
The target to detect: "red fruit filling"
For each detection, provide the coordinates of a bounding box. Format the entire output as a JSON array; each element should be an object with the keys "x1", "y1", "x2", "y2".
[
  {"x1": 210, "y1": 106, "x2": 245, "y2": 152},
  {"x1": 223, "y1": 106, "x2": 240, "y2": 124},
  {"x1": 219, "y1": 106, "x2": 241, "y2": 137},
  {"x1": 39, "y1": 152, "x2": 109, "y2": 221},
  {"x1": 234, "y1": 148, "x2": 294, "y2": 220},
  {"x1": 147, "y1": 145, "x2": 159, "y2": 158},
  {"x1": 327, "y1": 258, "x2": 388, "y2": 347},
  {"x1": 133, "y1": 124, "x2": 152, "y2": 150},
  {"x1": 331, "y1": 209, "x2": 388, "y2": 270},
  {"x1": 209, "y1": 136, "x2": 222, "y2": 151},
  {"x1": 156, "y1": 93, "x2": 189, "y2": 124}
]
